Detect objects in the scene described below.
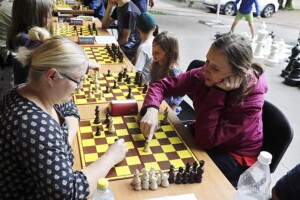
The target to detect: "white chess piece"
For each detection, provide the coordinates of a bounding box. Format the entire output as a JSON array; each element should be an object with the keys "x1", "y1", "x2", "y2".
[
  {"x1": 142, "y1": 172, "x2": 149, "y2": 190},
  {"x1": 134, "y1": 177, "x2": 142, "y2": 191},
  {"x1": 131, "y1": 169, "x2": 140, "y2": 186},
  {"x1": 150, "y1": 176, "x2": 158, "y2": 191},
  {"x1": 161, "y1": 173, "x2": 169, "y2": 188},
  {"x1": 254, "y1": 21, "x2": 269, "y2": 61},
  {"x1": 265, "y1": 41, "x2": 280, "y2": 66}
]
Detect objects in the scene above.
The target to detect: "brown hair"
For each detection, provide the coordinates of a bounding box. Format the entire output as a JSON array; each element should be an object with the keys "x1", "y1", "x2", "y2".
[
  {"x1": 7, "y1": 0, "x2": 54, "y2": 51},
  {"x1": 150, "y1": 31, "x2": 179, "y2": 81}
]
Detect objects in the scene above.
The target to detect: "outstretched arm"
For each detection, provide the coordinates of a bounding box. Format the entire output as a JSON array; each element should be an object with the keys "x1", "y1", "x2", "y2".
[{"x1": 102, "y1": 0, "x2": 116, "y2": 28}]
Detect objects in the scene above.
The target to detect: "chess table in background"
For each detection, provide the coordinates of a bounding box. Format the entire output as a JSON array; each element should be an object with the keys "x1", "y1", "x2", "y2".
[
  {"x1": 77, "y1": 114, "x2": 198, "y2": 180},
  {"x1": 53, "y1": 24, "x2": 98, "y2": 36},
  {"x1": 73, "y1": 72, "x2": 146, "y2": 105},
  {"x1": 82, "y1": 45, "x2": 126, "y2": 65}
]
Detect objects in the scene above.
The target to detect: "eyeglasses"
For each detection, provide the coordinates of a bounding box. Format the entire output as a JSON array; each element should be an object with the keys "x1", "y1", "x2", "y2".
[{"x1": 59, "y1": 72, "x2": 85, "y2": 86}]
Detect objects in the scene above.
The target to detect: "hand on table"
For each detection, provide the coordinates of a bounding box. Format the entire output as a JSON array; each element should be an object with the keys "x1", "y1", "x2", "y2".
[
  {"x1": 140, "y1": 107, "x2": 159, "y2": 142},
  {"x1": 104, "y1": 138, "x2": 127, "y2": 165}
]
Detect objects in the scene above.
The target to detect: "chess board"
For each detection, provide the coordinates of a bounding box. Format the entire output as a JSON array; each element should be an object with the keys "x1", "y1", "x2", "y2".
[
  {"x1": 77, "y1": 114, "x2": 198, "y2": 180},
  {"x1": 53, "y1": 24, "x2": 98, "y2": 36},
  {"x1": 82, "y1": 46, "x2": 126, "y2": 65},
  {"x1": 73, "y1": 72, "x2": 145, "y2": 105}
]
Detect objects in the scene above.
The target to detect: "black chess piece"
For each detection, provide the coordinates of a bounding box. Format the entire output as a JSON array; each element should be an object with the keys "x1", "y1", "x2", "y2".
[
  {"x1": 95, "y1": 126, "x2": 101, "y2": 136},
  {"x1": 126, "y1": 77, "x2": 131, "y2": 84},
  {"x1": 104, "y1": 114, "x2": 110, "y2": 124},
  {"x1": 168, "y1": 165, "x2": 175, "y2": 183},
  {"x1": 284, "y1": 58, "x2": 300, "y2": 86},
  {"x1": 92, "y1": 22, "x2": 96, "y2": 31},
  {"x1": 134, "y1": 72, "x2": 140, "y2": 84},
  {"x1": 188, "y1": 171, "x2": 195, "y2": 184},
  {"x1": 138, "y1": 74, "x2": 143, "y2": 87},
  {"x1": 113, "y1": 80, "x2": 117, "y2": 89},
  {"x1": 192, "y1": 161, "x2": 198, "y2": 173},
  {"x1": 107, "y1": 69, "x2": 111, "y2": 77},
  {"x1": 80, "y1": 27, "x2": 83, "y2": 36},
  {"x1": 175, "y1": 167, "x2": 184, "y2": 184},
  {"x1": 281, "y1": 44, "x2": 300, "y2": 77},
  {"x1": 94, "y1": 106, "x2": 100, "y2": 124},
  {"x1": 126, "y1": 86, "x2": 132, "y2": 99},
  {"x1": 118, "y1": 72, "x2": 123, "y2": 82},
  {"x1": 123, "y1": 67, "x2": 127, "y2": 78},
  {"x1": 195, "y1": 160, "x2": 205, "y2": 183},
  {"x1": 269, "y1": 31, "x2": 275, "y2": 40},
  {"x1": 142, "y1": 83, "x2": 148, "y2": 94},
  {"x1": 185, "y1": 162, "x2": 191, "y2": 174},
  {"x1": 105, "y1": 85, "x2": 110, "y2": 93}
]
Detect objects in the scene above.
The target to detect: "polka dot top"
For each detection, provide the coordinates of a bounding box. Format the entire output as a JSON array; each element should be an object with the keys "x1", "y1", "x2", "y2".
[{"x1": 0, "y1": 87, "x2": 90, "y2": 199}]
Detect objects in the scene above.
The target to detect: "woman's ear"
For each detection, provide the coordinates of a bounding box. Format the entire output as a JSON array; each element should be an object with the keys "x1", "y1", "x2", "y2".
[{"x1": 44, "y1": 68, "x2": 57, "y2": 86}]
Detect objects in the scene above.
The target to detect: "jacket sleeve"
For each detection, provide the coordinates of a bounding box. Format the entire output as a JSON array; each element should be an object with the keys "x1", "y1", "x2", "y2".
[
  {"x1": 193, "y1": 87, "x2": 264, "y2": 149},
  {"x1": 232, "y1": 0, "x2": 240, "y2": 11},
  {"x1": 274, "y1": 164, "x2": 300, "y2": 199},
  {"x1": 141, "y1": 70, "x2": 197, "y2": 114},
  {"x1": 254, "y1": 0, "x2": 260, "y2": 16}
]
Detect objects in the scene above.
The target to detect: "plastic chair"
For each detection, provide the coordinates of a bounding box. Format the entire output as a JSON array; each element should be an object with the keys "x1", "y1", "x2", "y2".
[{"x1": 262, "y1": 100, "x2": 293, "y2": 173}]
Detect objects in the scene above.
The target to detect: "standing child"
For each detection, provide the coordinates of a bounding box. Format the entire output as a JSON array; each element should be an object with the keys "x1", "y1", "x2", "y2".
[
  {"x1": 134, "y1": 12, "x2": 156, "y2": 83},
  {"x1": 6, "y1": 0, "x2": 54, "y2": 85},
  {"x1": 148, "y1": 31, "x2": 183, "y2": 114},
  {"x1": 102, "y1": 0, "x2": 141, "y2": 61},
  {"x1": 229, "y1": 0, "x2": 261, "y2": 38}
]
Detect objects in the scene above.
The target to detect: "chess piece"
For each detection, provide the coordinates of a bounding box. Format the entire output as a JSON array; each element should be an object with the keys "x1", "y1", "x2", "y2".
[
  {"x1": 105, "y1": 85, "x2": 110, "y2": 93},
  {"x1": 126, "y1": 86, "x2": 132, "y2": 99},
  {"x1": 175, "y1": 167, "x2": 183, "y2": 184},
  {"x1": 161, "y1": 107, "x2": 169, "y2": 125},
  {"x1": 95, "y1": 126, "x2": 101, "y2": 136},
  {"x1": 281, "y1": 44, "x2": 300, "y2": 77},
  {"x1": 254, "y1": 21, "x2": 269, "y2": 60},
  {"x1": 195, "y1": 160, "x2": 205, "y2": 183},
  {"x1": 192, "y1": 161, "x2": 198, "y2": 173},
  {"x1": 88, "y1": 87, "x2": 94, "y2": 98},
  {"x1": 143, "y1": 141, "x2": 150, "y2": 152},
  {"x1": 104, "y1": 114, "x2": 110, "y2": 124},
  {"x1": 188, "y1": 171, "x2": 195, "y2": 184},
  {"x1": 150, "y1": 176, "x2": 158, "y2": 190},
  {"x1": 94, "y1": 106, "x2": 100, "y2": 124},
  {"x1": 113, "y1": 80, "x2": 117, "y2": 89},
  {"x1": 134, "y1": 177, "x2": 142, "y2": 191},
  {"x1": 131, "y1": 169, "x2": 140, "y2": 186},
  {"x1": 185, "y1": 162, "x2": 191, "y2": 174},
  {"x1": 265, "y1": 41, "x2": 280, "y2": 66},
  {"x1": 141, "y1": 169, "x2": 150, "y2": 190},
  {"x1": 149, "y1": 167, "x2": 156, "y2": 182},
  {"x1": 107, "y1": 117, "x2": 116, "y2": 134},
  {"x1": 107, "y1": 69, "x2": 111, "y2": 77},
  {"x1": 142, "y1": 83, "x2": 148, "y2": 94},
  {"x1": 118, "y1": 72, "x2": 123, "y2": 82},
  {"x1": 161, "y1": 173, "x2": 169, "y2": 188},
  {"x1": 284, "y1": 58, "x2": 300, "y2": 86},
  {"x1": 156, "y1": 170, "x2": 163, "y2": 186},
  {"x1": 168, "y1": 165, "x2": 175, "y2": 183},
  {"x1": 98, "y1": 90, "x2": 103, "y2": 100}
]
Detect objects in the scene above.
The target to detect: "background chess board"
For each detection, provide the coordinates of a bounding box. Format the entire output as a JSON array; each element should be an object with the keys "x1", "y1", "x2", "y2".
[
  {"x1": 73, "y1": 72, "x2": 146, "y2": 105},
  {"x1": 82, "y1": 46, "x2": 126, "y2": 65},
  {"x1": 53, "y1": 24, "x2": 97, "y2": 36},
  {"x1": 77, "y1": 114, "x2": 198, "y2": 180}
]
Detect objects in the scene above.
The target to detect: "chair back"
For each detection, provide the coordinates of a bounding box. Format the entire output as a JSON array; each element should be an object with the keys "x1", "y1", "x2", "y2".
[{"x1": 262, "y1": 100, "x2": 293, "y2": 173}]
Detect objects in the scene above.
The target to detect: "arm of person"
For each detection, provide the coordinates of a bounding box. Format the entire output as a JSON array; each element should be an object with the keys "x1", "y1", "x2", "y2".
[
  {"x1": 118, "y1": 28, "x2": 131, "y2": 45},
  {"x1": 232, "y1": 0, "x2": 240, "y2": 11},
  {"x1": 81, "y1": 139, "x2": 127, "y2": 197},
  {"x1": 254, "y1": 0, "x2": 260, "y2": 17},
  {"x1": 272, "y1": 164, "x2": 300, "y2": 200},
  {"x1": 101, "y1": 0, "x2": 116, "y2": 28},
  {"x1": 149, "y1": 0, "x2": 155, "y2": 8},
  {"x1": 55, "y1": 101, "x2": 80, "y2": 144},
  {"x1": 89, "y1": 0, "x2": 101, "y2": 9},
  {"x1": 140, "y1": 70, "x2": 198, "y2": 141}
]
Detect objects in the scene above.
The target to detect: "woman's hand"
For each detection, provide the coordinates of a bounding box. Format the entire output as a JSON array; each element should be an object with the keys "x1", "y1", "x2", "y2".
[
  {"x1": 215, "y1": 75, "x2": 243, "y2": 91},
  {"x1": 104, "y1": 138, "x2": 127, "y2": 166},
  {"x1": 140, "y1": 107, "x2": 159, "y2": 142}
]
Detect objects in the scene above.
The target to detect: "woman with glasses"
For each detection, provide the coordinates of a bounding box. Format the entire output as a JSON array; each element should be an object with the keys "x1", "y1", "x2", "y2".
[{"x1": 0, "y1": 26, "x2": 127, "y2": 199}]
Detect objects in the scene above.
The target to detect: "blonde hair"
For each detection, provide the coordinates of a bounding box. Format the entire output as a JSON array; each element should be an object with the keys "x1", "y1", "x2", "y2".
[
  {"x1": 150, "y1": 31, "x2": 179, "y2": 80},
  {"x1": 15, "y1": 26, "x2": 88, "y2": 81}
]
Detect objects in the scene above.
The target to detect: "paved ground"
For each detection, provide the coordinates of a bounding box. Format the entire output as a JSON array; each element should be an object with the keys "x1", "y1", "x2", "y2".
[{"x1": 150, "y1": 0, "x2": 300, "y2": 188}]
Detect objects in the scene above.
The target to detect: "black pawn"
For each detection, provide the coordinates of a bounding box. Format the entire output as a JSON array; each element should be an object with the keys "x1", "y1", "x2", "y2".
[
  {"x1": 126, "y1": 77, "x2": 131, "y2": 84},
  {"x1": 175, "y1": 167, "x2": 183, "y2": 184},
  {"x1": 104, "y1": 114, "x2": 110, "y2": 124},
  {"x1": 126, "y1": 86, "x2": 132, "y2": 99},
  {"x1": 107, "y1": 69, "x2": 111, "y2": 77},
  {"x1": 185, "y1": 162, "x2": 191, "y2": 174},
  {"x1": 105, "y1": 85, "x2": 109, "y2": 93},
  {"x1": 168, "y1": 165, "x2": 175, "y2": 184},
  {"x1": 192, "y1": 161, "x2": 198, "y2": 173},
  {"x1": 94, "y1": 106, "x2": 100, "y2": 124},
  {"x1": 95, "y1": 126, "x2": 101, "y2": 136},
  {"x1": 118, "y1": 72, "x2": 123, "y2": 82},
  {"x1": 113, "y1": 80, "x2": 117, "y2": 88},
  {"x1": 284, "y1": 58, "x2": 300, "y2": 86},
  {"x1": 123, "y1": 67, "x2": 127, "y2": 78},
  {"x1": 188, "y1": 171, "x2": 195, "y2": 184},
  {"x1": 142, "y1": 83, "x2": 148, "y2": 94},
  {"x1": 195, "y1": 160, "x2": 205, "y2": 183},
  {"x1": 281, "y1": 44, "x2": 300, "y2": 77}
]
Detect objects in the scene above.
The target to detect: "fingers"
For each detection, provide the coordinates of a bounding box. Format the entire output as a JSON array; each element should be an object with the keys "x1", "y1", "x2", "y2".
[{"x1": 215, "y1": 75, "x2": 243, "y2": 91}]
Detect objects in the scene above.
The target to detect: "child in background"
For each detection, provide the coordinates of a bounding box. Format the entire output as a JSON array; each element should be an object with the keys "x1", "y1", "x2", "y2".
[
  {"x1": 83, "y1": 0, "x2": 106, "y2": 21},
  {"x1": 149, "y1": 31, "x2": 183, "y2": 114},
  {"x1": 102, "y1": 0, "x2": 141, "y2": 61},
  {"x1": 6, "y1": 0, "x2": 54, "y2": 85},
  {"x1": 134, "y1": 12, "x2": 156, "y2": 83}
]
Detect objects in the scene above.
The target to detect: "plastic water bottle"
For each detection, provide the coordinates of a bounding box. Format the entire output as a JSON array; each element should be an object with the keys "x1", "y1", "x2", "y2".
[
  {"x1": 235, "y1": 151, "x2": 272, "y2": 200},
  {"x1": 91, "y1": 178, "x2": 115, "y2": 200}
]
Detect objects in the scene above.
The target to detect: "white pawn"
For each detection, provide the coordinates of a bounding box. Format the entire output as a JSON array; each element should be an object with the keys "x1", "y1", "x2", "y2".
[
  {"x1": 150, "y1": 176, "x2": 158, "y2": 191},
  {"x1": 134, "y1": 177, "x2": 142, "y2": 191},
  {"x1": 156, "y1": 170, "x2": 163, "y2": 186},
  {"x1": 149, "y1": 167, "x2": 156, "y2": 183},
  {"x1": 265, "y1": 41, "x2": 280, "y2": 66},
  {"x1": 161, "y1": 173, "x2": 169, "y2": 188},
  {"x1": 131, "y1": 169, "x2": 140, "y2": 186},
  {"x1": 142, "y1": 172, "x2": 149, "y2": 190},
  {"x1": 140, "y1": 168, "x2": 148, "y2": 180}
]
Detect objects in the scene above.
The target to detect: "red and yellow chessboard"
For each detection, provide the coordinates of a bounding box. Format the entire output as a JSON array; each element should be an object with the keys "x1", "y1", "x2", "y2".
[
  {"x1": 77, "y1": 114, "x2": 198, "y2": 180},
  {"x1": 82, "y1": 46, "x2": 126, "y2": 65},
  {"x1": 73, "y1": 72, "x2": 146, "y2": 105}
]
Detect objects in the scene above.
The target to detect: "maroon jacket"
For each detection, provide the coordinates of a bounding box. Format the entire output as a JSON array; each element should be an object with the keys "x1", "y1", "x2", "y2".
[{"x1": 141, "y1": 67, "x2": 268, "y2": 157}]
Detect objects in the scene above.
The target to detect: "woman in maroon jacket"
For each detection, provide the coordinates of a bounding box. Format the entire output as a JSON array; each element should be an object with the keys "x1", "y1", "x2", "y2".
[{"x1": 140, "y1": 34, "x2": 268, "y2": 187}]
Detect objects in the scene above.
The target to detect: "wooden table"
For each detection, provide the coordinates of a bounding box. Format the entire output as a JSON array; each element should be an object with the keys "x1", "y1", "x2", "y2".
[{"x1": 72, "y1": 102, "x2": 236, "y2": 200}]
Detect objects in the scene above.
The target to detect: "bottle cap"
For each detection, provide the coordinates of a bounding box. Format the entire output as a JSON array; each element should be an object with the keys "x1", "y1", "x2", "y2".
[
  {"x1": 258, "y1": 151, "x2": 272, "y2": 165},
  {"x1": 97, "y1": 178, "x2": 109, "y2": 190}
]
